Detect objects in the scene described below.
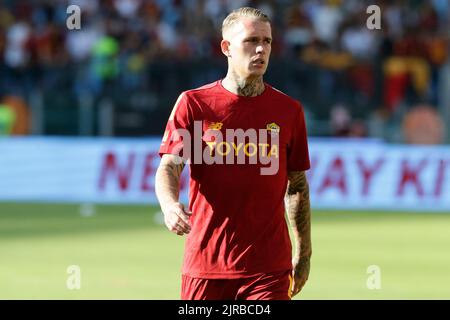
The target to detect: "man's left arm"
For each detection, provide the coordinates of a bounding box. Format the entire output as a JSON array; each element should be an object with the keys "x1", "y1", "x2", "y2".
[{"x1": 286, "y1": 170, "x2": 312, "y2": 297}]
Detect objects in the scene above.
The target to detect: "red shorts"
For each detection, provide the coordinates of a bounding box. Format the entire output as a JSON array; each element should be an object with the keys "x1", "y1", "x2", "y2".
[{"x1": 181, "y1": 270, "x2": 292, "y2": 300}]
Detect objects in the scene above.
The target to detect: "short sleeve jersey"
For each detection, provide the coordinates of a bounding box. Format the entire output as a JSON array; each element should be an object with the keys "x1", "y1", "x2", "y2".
[{"x1": 159, "y1": 80, "x2": 310, "y2": 278}]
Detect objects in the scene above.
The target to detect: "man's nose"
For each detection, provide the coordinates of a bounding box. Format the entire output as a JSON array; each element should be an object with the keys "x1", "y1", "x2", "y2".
[{"x1": 256, "y1": 44, "x2": 265, "y2": 54}]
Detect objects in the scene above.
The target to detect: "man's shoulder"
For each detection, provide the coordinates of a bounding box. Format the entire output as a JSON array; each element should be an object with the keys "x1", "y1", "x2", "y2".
[
  {"x1": 265, "y1": 83, "x2": 303, "y2": 110},
  {"x1": 183, "y1": 81, "x2": 221, "y2": 99}
]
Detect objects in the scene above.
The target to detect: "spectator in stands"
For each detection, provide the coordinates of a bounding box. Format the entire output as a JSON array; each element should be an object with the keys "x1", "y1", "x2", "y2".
[
  {"x1": 402, "y1": 104, "x2": 445, "y2": 144},
  {"x1": 0, "y1": 95, "x2": 30, "y2": 135},
  {"x1": 330, "y1": 103, "x2": 352, "y2": 137},
  {"x1": 0, "y1": 103, "x2": 15, "y2": 135},
  {"x1": 0, "y1": 0, "x2": 448, "y2": 141}
]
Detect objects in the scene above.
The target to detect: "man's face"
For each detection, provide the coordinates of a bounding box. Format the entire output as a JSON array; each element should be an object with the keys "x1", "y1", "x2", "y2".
[{"x1": 222, "y1": 18, "x2": 272, "y2": 79}]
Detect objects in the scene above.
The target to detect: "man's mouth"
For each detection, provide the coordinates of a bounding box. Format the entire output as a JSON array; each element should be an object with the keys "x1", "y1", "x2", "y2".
[{"x1": 252, "y1": 58, "x2": 265, "y2": 65}]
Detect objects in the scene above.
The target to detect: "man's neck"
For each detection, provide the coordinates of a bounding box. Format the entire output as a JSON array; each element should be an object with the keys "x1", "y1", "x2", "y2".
[{"x1": 222, "y1": 71, "x2": 265, "y2": 97}]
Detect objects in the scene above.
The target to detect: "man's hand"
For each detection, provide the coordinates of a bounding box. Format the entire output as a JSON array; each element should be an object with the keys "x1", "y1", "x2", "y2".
[
  {"x1": 291, "y1": 256, "x2": 310, "y2": 297},
  {"x1": 163, "y1": 202, "x2": 192, "y2": 236}
]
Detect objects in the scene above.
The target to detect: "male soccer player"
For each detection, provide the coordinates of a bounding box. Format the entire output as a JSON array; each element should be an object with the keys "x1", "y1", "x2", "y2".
[{"x1": 155, "y1": 7, "x2": 311, "y2": 300}]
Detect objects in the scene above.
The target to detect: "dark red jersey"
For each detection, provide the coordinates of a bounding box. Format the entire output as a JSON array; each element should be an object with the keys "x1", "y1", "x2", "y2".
[{"x1": 159, "y1": 80, "x2": 310, "y2": 279}]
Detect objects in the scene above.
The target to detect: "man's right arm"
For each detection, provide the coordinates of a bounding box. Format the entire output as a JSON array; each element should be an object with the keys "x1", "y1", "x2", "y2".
[{"x1": 155, "y1": 154, "x2": 192, "y2": 236}]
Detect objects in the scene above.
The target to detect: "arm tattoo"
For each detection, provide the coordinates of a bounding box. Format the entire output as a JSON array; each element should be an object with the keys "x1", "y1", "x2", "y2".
[
  {"x1": 286, "y1": 171, "x2": 312, "y2": 260},
  {"x1": 162, "y1": 161, "x2": 185, "y2": 179}
]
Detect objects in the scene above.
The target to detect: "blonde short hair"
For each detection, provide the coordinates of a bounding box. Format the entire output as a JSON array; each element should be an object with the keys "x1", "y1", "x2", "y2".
[{"x1": 222, "y1": 7, "x2": 271, "y2": 37}]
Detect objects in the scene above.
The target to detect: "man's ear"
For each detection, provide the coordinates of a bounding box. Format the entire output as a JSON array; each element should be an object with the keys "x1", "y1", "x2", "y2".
[{"x1": 221, "y1": 39, "x2": 231, "y2": 57}]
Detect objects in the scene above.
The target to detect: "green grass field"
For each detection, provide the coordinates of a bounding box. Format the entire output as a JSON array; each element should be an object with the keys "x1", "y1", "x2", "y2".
[{"x1": 1, "y1": 202, "x2": 450, "y2": 299}]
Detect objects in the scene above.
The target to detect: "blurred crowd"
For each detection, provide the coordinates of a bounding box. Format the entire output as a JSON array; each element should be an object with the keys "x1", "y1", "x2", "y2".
[{"x1": 0, "y1": 0, "x2": 449, "y2": 142}]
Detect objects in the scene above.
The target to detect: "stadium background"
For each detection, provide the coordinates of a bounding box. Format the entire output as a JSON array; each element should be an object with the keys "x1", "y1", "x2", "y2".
[{"x1": 1, "y1": 0, "x2": 450, "y2": 299}]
